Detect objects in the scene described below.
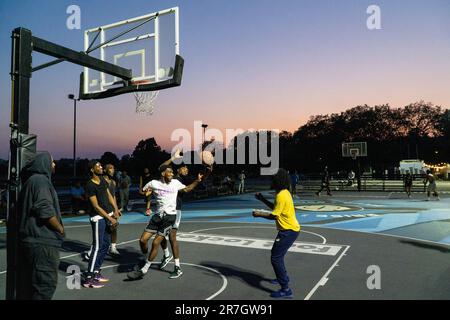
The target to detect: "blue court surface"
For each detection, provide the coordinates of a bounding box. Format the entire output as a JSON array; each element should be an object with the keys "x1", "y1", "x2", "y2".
[{"x1": 1, "y1": 191, "x2": 450, "y2": 300}]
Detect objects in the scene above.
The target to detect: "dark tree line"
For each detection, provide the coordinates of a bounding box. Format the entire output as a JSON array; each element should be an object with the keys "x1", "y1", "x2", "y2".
[
  {"x1": 1, "y1": 101, "x2": 448, "y2": 181},
  {"x1": 287, "y1": 101, "x2": 449, "y2": 173}
]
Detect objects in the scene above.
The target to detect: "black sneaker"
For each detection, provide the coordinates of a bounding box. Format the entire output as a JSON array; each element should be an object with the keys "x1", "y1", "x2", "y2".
[
  {"x1": 160, "y1": 254, "x2": 173, "y2": 270},
  {"x1": 169, "y1": 266, "x2": 183, "y2": 279},
  {"x1": 270, "y1": 288, "x2": 293, "y2": 299}
]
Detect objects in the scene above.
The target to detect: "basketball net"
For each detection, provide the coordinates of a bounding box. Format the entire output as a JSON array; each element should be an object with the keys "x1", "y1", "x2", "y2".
[
  {"x1": 132, "y1": 80, "x2": 159, "y2": 116},
  {"x1": 134, "y1": 91, "x2": 159, "y2": 115}
]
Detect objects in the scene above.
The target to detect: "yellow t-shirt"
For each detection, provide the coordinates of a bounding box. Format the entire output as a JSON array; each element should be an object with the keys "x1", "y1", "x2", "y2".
[{"x1": 272, "y1": 189, "x2": 300, "y2": 232}]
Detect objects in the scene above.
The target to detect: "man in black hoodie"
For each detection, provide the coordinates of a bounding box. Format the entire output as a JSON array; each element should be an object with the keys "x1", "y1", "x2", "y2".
[{"x1": 16, "y1": 152, "x2": 65, "y2": 300}]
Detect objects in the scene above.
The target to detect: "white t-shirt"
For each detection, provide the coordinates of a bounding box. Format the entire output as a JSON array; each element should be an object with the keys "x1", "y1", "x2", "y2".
[{"x1": 143, "y1": 179, "x2": 186, "y2": 215}]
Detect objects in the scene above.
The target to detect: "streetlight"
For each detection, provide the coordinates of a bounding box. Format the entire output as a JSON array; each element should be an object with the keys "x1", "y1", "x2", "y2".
[{"x1": 68, "y1": 94, "x2": 79, "y2": 178}]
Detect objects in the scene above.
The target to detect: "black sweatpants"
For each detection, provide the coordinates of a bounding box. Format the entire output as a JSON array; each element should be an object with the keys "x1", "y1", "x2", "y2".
[{"x1": 17, "y1": 242, "x2": 60, "y2": 300}]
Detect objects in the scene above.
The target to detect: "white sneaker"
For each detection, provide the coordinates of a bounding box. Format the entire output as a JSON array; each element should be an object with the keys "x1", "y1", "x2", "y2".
[{"x1": 109, "y1": 246, "x2": 120, "y2": 256}]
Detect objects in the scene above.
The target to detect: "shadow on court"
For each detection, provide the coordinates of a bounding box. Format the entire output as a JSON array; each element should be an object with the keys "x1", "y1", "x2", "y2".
[
  {"x1": 201, "y1": 261, "x2": 274, "y2": 294},
  {"x1": 399, "y1": 239, "x2": 450, "y2": 253}
]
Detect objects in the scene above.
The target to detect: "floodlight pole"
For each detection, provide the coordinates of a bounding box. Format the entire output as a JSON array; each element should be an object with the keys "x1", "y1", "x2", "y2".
[{"x1": 202, "y1": 124, "x2": 208, "y2": 161}]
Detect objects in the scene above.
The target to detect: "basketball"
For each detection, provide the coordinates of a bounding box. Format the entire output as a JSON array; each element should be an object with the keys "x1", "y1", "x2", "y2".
[{"x1": 200, "y1": 150, "x2": 215, "y2": 166}]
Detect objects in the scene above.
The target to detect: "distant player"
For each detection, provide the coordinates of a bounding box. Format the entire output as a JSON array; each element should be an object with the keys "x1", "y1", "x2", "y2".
[
  {"x1": 424, "y1": 170, "x2": 439, "y2": 201},
  {"x1": 404, "y1": 172, "x2": 413, "y2": 198},
  {"x1": 127, "y1": 165, "x2": 203, "y2": 280},
  {"x1": 316, "y1": 166, "x2": 332, "y2": 196},
  {"x1": 139, "y1": 168, "x2": 152, "y2": 215}
]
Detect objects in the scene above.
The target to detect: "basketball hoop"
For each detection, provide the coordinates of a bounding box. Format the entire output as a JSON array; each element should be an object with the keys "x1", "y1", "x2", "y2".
[
  {"x1": 132, "y1": 80, "x2": 159, "y2": 116},
  {"x1": 350, "y1": 149, "x2": 359, "y2": 160}
]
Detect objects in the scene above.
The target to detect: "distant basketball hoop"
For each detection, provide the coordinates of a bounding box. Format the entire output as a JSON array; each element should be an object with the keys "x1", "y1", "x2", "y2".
[
  {"x1": 350, "y1": 148, "x2": 359, "y2": 160},
  {"x1": 342, "y1": 142, "x2": 367, "y2": 160}
]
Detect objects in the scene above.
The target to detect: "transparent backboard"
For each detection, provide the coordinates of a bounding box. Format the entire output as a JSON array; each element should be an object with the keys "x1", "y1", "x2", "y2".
[
  {"x1": 83, "y1": 7, "x2": 179, "y2": 95},
  {"x1": 342, "y1": 142, "x2": 367, "y2": 158}
]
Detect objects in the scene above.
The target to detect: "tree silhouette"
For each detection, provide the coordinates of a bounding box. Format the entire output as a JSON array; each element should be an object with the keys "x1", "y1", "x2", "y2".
[
  {"x1": 131, "y1": 138, "x2": 170, "y2": 176},
  {"x1": 100, "y1": 152, "x2": 119, "y2": 168}
]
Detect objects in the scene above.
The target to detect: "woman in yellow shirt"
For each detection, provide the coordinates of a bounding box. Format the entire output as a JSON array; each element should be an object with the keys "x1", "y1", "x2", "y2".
[{"x1": 253, "y1": 168, "x2": 300, "y2": 298}]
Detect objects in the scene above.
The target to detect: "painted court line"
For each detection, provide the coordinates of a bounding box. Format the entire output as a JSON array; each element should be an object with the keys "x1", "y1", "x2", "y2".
[
  {"x1": 64, "y1": 262, "x2": 228, "y2": 300},
  {"x1": 304, "y1": 245, "x2": 351, "y2": 300}
]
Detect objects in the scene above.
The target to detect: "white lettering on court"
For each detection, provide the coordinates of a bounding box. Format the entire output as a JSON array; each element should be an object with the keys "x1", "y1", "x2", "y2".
[{"x1": 177, "y1": 233, "x2": 342, "y2": 256}]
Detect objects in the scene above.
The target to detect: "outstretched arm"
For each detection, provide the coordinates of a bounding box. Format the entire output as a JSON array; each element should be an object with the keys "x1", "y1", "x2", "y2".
[
  {"x1": 182, "y1": 173, "x2": 203, "y2": 193},
  {"x1": 254, "y1": 193, "x2": 274, "y2": 210},
  {"x1": 252, "y1": 210, "x2": 277, "y2": 220},
  {"x1": 159, "y1": 149, "x2": 183, "y2": 169}
]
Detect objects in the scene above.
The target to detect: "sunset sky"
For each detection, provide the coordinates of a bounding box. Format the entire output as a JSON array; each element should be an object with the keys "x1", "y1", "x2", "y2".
[{"x1": 0, "y1": 0, "x2": 449, "y2": 159}]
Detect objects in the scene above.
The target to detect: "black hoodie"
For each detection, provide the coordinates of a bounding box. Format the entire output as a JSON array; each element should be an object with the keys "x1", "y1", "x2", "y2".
[{"x1": 18, "y1": 152, "x2": 64, "y2": 247}]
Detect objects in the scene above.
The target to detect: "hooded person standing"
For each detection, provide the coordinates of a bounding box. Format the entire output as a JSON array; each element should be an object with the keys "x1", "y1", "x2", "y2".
[{"x1": 16, "y1": 152, "x2": 65, "y2": 300}]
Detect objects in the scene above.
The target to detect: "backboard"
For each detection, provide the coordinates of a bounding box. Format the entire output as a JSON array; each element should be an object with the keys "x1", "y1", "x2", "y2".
[
  {"x1": 80, "y1": 7, "x2": 183, "y2": 100},
  {"x1": 342, "y1": 142, "x2": 367, "y2": 159}
]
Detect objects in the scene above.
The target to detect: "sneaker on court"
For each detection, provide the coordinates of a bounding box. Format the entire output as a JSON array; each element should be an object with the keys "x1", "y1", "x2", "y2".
[
  {"x1": 160, "y1": 254, "x2": 173, "y2": 270},
  {"x1": 94, "y1": 272, "x2": 109, "y2": 283},
  {"x1": 127, "y1": 270, "x2": 145, "y2": 280},
  {"x1": 169, "y1": 266, "x2": 183, "y2": 279},
  {"x1": 83, "y1": 278, "x2": 104, "y2": 289},
  {"x1": 268, "y1": 279, "x2": 279, "y2": 285},
  {"x1": 109, "y1": 246, "x2": 121, "y2": 256},
  {"x1": 82, "y1": 251, "x2": 90, "y2": 261},
  {"x1": 270, "y1": 288, "x2": 293, "y2": 299}
]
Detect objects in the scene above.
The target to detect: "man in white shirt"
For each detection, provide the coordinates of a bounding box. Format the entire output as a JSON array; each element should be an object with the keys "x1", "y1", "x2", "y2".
[{"x1": 127, "y1": 165, "x2": 203, "y2": 280}]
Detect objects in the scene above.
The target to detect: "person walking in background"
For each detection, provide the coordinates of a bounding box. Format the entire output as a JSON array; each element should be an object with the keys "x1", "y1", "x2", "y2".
[
  {"x1": 70, "y1": 181, "x2": 88, "y2": 215},
  {"x1": 316, "y1": 166, "x2": 332, "y2": 196},
  {"x1": 17, "y1": 152, "x2": 65, "y2": 300},
  {"x1": 290, "y1": 171, "x2": 299, "y2": 196},
  {"x1": 238, "y1": 171, "x2": 246, "y2": 194},
  {"x1": 404, "y1": 171, "x2": 413, "y2": 198},
  {"x1": 347, "y1": 170, "x2": 355, "y2": 186},
  {"x1": 424, "y1": 170, "x2": 440, "y2": 201},
  {"x1": 140, "y1": 168, "x2": 153, "y2": 215},
  {"x1": 119, "y1": 170, "x2": 131, "y2": 212}
]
